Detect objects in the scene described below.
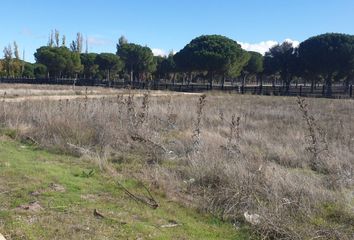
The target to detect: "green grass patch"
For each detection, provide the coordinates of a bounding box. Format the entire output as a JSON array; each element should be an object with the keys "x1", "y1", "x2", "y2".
[{"x1": 0, "y1": 139, "x2": 248, "y2": 239}]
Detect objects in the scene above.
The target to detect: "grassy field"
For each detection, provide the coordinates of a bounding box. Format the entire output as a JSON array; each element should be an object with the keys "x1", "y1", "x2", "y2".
[
  {"x1": 0, "y1": 138, "x2": 248, "y2": 240},
  {"x1": 0, "y1": 84, "x2": 353, "y2": 239}
]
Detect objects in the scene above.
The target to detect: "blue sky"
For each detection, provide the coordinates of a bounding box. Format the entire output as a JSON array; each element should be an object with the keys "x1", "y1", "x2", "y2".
[{"x1": 1, "y1": 0, "x2": 353, "y2": 62}]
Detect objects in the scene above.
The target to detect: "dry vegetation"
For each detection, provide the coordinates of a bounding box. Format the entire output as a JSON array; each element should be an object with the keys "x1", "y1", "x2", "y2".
[{"x1": 0, "y1": 86, "x2": 353, "y2": 239}]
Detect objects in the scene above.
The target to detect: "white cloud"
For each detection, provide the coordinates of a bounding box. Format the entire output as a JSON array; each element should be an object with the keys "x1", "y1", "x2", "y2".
[
  {"x1": 284, "y1": 38, "x2": 300, "y2": 47},
  {"x1": 152, "y1": 48, "x2": 167, "y2": 57},
  {"x1": 239, "y1": 38, "x2": 300, "y2": 55},
  {"x1": 239, "y1": 40, "x2": 277, "y2": 55},
  {"x1": 152, "y1": 48, "x2": 177, "y2": 57}
]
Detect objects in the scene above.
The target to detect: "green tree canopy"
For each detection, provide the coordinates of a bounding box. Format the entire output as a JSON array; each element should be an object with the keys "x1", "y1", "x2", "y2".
[
  {"x1": 298, "y1": 33, "x2": 354, "y2": 96},
  {"x1": 243, "y1": 51, "x2": 263, "y2": 75},
  {"x1": 95, "y1": 53, "x2": 123, "y2": 84},
  {"x1": 264, "y1": 41, "x2": 298, "y2": 92},
  {"x1": 66, "y1": 51, "x2": 83, "y2": 78},
  {"x1": 34, "y1": 46, "x2": 83, "y2": 78},
  {"x1": 154, "y1": 53, "x2": 176, "y2": 80},
  {"x1": 33, "y1": 63, "x2": 47, "y2": 78},
  {"x1": 80, "y1": 53, "x2": 99, "y2": 79},
  {"x1": 22, "y1": 62, "x2": 35, "y2": 78},
  {"x1": 117, "y1": 42, "x2": 156, "y2": 82},
  {"x1": 241, "y1": 51, "x2": 264, "y2": 85},
  {"x1": 174, "y1": 35, "x2": 249, "y2": 87},
  {"x1": 154, "y1": 56, "x2": 165, "y2": 79},
  {"x1": 0, "y1": 60, "x2": 5, "y2": 77}
]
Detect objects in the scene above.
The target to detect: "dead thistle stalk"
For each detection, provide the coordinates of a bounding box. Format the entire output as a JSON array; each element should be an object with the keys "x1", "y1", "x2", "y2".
[
  {"x1": 84, "y1": 87, "x2": 88, "y2": 110},
  {"x1": 226, "y1": 114, "x2": 241, "y2": 153},
  {"x1": 193, "y1": 94, "x2": 207, "y2": 149},
  {"x1": 125, "y1": 93, "x2": 136, "y2": 127},
  {"x1": 137, "y1": 92, "x2": 150, "y2": 126},
  {"x1": 297, "y1": 96, "x2": 329, "y2": 172}
]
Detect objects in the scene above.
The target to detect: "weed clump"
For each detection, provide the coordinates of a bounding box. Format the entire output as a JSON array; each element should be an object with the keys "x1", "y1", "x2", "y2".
[{"x1": 297, "y1": 96, "x2": 330, "y2": 173}]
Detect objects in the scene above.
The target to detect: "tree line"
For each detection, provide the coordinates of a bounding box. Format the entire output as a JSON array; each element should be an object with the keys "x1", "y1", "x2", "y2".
[{"x1": 1, "y1": 31, "x2": 354, "y2": 96}]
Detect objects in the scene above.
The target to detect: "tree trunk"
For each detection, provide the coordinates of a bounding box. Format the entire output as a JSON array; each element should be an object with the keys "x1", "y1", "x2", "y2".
[
  {"x1": 325, "y1": 76, "x2": 332, "y2": 97},
  {"x1": 172, "y1": 73, "x2": 176, "y2": 85},
  {"x1": 242, "y1": 74, "x2": 247, "y2": 87},
  {"x1": 310, "y1": 79, "x2": 314, "y2": 93},
  {"x1": 285, "y1": 75, "x2": 291, "y2": 95},
  {"x1": 285, "y1": 81, "x2": 290, "y2": 95},
  {"x1": 108, "y1": 69, "x2": 111, "y2": 87},
  {"x1": 188, "y1": 72, "x2": 192, "y2": 85},
  {"x1": 344, "y1": 77, "x2": 350, "y2": 93},
  {"x1": 259, "y1": 75, "x2": 263, "y2": 86},
  {"x1": 258, "y1": 75, "x2": 263, "y2": 95},
  {"x1": 221, "y1": 73, "x2": 225, "y2": 89},
  {"x1": 209, "y1": 71, "x2": 213, "y2": 89}
]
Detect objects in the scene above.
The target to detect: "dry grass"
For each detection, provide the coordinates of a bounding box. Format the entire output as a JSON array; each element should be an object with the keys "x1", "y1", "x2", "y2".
[{"x1": 0, "y1": 86, "x2": 353, "y2": 239}]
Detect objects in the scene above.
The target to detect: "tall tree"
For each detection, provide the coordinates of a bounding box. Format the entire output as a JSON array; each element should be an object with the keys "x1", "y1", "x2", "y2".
[
  {"x1": 76, "y1": 32, "x2": 83, "y2": 53},
  {"x1": 241, "y1": 51, "x2": 264, "y2": 86},
  {"x1": 0, "y1": 60, "x2": 5, "y2": 77},
  {"x1": 118, "y1": 35, "x2": 128, "y2": 46},
  {"x1": 35, "y1": 46, "x2": 83, "y2": 78},
  {"x1": 35, "y1": 46, "x2": 65, "y2": 78},
  {"x1": 264, "y1": 41, "x2": 298, "y2": 94},
  {"x1": 12, "y1": 41, "x2": 22, "y2": 77},
  {"x1": 48, "y1": 30, "x2": 54, "y2": 47},
  {"x1": 298, "y1": 33, "x2": 354, "y2": 97},
  {"x1": 85, "y1": 36, "x2": 88, "y2": 54},
  {"x1": 62, "y1": 35, "x2": 66, "y2": 47},
  {"x1": 3, "y1": 44, "x2": 13, "y2": 77},
  {"x1": 174, "y1": 35, "x2": 249, "y2": 88},
  {"x1": 80, "y1": 53, "x2": 99, "y2": 79},
  {"x1": 117, "y1": 42, "x2": 156, "y2": 82},
  {"x1": 34, "y1": 63, "x2": 48, "y2": 78},
  {"x1": 154, "y1": 56, "x2": 165, "y2": 80},
  {"x1": 70, "y1": 32, "x2": 83, "y2": 53},
  {"x1": 66, "y1": 52, "x2": 83, "y2": 78},
  {"x1": 154, "y1": 53, "x2": 176, "y2": 81},
  {"x1": 22, "y1": 62, "x2": 35, "y2": 78},
  {"x1": 55, "y1": 29, "x2": 60, "y2": 47},
  {"x1": 95, "y1": 53, "x2": 123, "y2": 85},
  {"x1": 13, "y1": 41, "x2": 20, "y2": 59}
]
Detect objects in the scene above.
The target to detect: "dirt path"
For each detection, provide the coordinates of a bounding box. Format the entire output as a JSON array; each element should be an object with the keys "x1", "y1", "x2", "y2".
[{"x1": 1, "y1": 91, "x2": 201, "y2": 103}]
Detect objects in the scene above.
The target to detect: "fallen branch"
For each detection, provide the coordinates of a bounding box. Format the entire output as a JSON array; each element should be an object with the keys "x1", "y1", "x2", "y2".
[
  {"x1": 117, "y1": 181, "x2": 159, "y2": 209},
  {"x1": 93, "y1": 209, "x2": 105, "y2": 218}
]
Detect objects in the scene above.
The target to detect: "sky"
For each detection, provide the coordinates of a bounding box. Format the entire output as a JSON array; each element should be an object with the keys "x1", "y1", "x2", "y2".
[{"x1": 1, "y1": 0, "x2": 353, "y2": 62}]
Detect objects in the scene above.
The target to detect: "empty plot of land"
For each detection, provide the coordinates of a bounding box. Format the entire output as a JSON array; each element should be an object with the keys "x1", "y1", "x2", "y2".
[
  {"x1": 0, "y1": 84, "x2": 200, "y2": 102},
  {"x1": 0, "y1": 84, "x2": 353, "y2": 239}
]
